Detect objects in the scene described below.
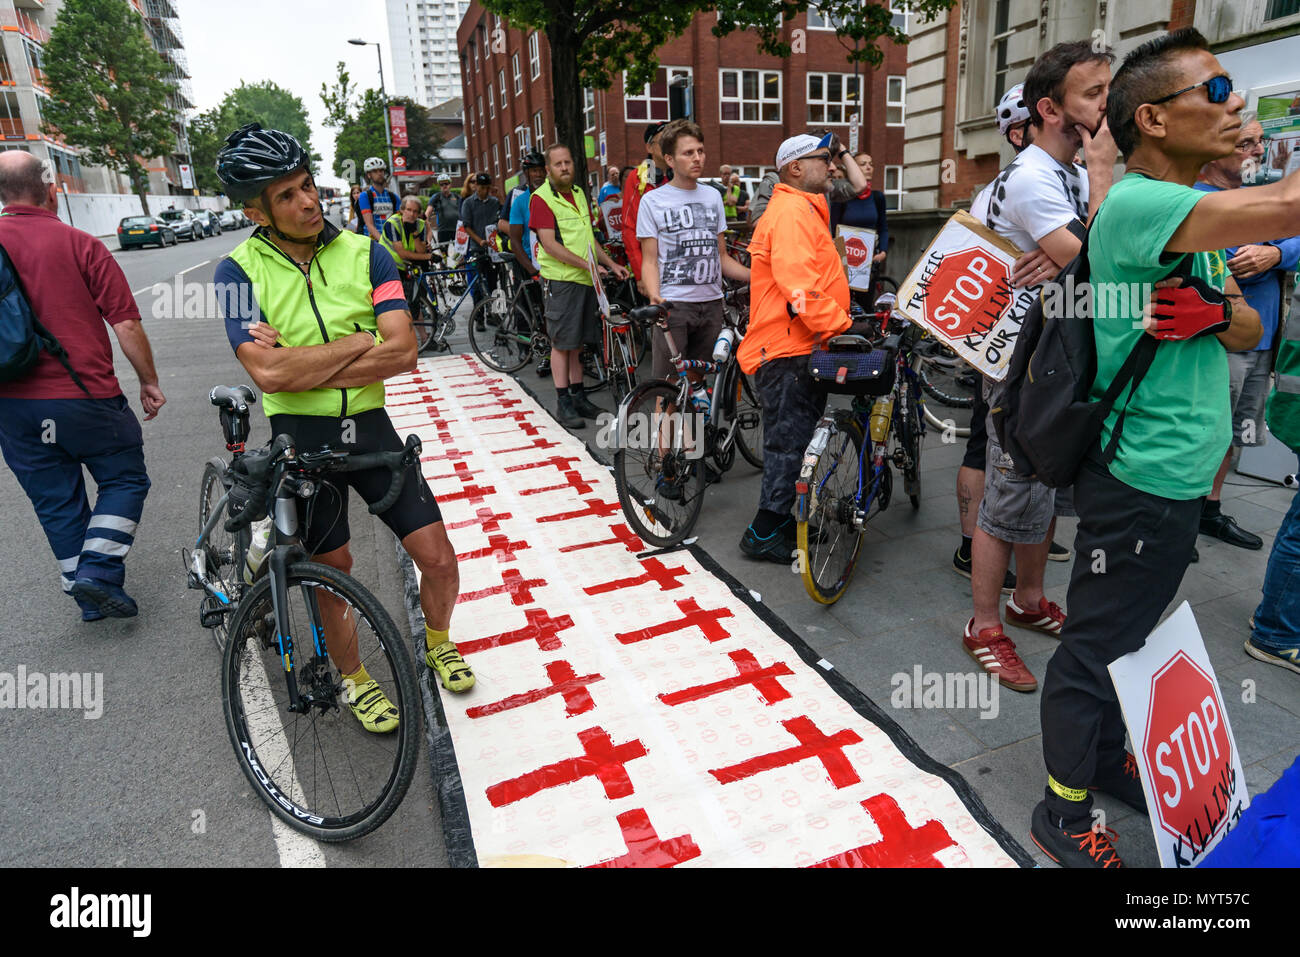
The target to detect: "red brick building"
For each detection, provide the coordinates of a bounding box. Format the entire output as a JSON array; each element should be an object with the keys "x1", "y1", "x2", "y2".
[{"x1": 456, "y1": 4, "x2": 910, "y2": 203}]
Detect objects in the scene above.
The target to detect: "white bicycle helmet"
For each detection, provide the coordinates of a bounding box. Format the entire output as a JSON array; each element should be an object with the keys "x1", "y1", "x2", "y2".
[
  {"x1": 363, "y1": 156, "x2": 387, "y2": 173},
  {"x1": 996, "y1": 83, "x2": 1030, "y2": 136}
]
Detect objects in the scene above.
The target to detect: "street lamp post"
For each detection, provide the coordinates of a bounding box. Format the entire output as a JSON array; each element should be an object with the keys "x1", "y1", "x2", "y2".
[{"x1": 348, "y1": 39, "x2": 395, "y2": 190}]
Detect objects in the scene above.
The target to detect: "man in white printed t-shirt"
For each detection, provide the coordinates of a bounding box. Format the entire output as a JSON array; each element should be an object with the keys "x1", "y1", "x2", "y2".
[
  {"x1": 637, "y1": 119, "x2": 751, "y2": 387},
  {"x1": 958, "y1": 41, "x2": 1118, "y2": 697}
]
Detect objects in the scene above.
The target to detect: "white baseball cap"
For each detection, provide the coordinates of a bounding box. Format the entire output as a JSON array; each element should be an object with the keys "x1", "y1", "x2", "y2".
[{"x1": 775, "y1": 132, "x2": 834, "y2": 170}]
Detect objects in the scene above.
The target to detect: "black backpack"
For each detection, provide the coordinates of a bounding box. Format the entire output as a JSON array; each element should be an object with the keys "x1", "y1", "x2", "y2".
[
  {"x1": 0, "y1": 238, "x2": 91, "y2": 396},
  {"x1": 990, "y1": 224, "x2": 1160, "y2": 488}
]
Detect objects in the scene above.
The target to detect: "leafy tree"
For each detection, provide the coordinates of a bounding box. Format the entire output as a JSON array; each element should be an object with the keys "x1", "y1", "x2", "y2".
[
  {"x1": 321, "y1": 64, "x2": 442, "y2": 185},
  {"x1": 481, "y1": 0, "x2": 956, "y2": 183},
  {"x1": 41, "y1": 0, "x2": 178, "y2": 214},
  {"x1": 189, "y1": 81, "x2": 317, "y2": 196}
]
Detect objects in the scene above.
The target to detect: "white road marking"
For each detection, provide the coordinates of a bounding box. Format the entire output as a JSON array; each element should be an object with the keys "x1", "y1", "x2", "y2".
[{"x1": 130, "y1": 259, "x2": 214, "y2": 296}]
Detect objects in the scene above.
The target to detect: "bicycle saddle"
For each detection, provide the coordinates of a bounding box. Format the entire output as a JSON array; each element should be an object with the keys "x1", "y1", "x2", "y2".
[
  {"x1": 210, "y1": 384, "x2": 257, "y2": 414},
  {"x1": 826, "y1": 334, "x2": 875, "y2": 350}
]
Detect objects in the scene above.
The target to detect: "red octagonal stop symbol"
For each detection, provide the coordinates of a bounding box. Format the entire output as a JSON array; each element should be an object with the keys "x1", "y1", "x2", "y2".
[
  {"x1": 1142, "y1": 652, "x2": 1233, "y2": 850},
  {"x1": 845, "y1": 236, "x2": 869, "y2": 269},
  {"x1": 922, "y1": 247, "x2": 1012, "y2": 342}
]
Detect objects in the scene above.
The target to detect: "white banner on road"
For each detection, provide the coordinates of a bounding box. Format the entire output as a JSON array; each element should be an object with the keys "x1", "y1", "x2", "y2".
[{"x1": 1108, "y1": 602, "x2": 1250, "y2": 868}]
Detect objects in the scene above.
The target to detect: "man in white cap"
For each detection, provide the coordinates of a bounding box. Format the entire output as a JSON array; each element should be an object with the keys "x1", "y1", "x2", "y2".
[
  {"x1": 748, "y1": 132, "x2": 870, "y2": 227},
  {"x1": 735, "y1": 133, "x2": 873, "y2": 561}
]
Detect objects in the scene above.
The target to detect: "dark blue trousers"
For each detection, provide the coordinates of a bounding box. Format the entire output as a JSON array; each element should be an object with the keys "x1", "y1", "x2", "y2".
[{"x1": 0, "y1": 395, "x2": 150, "y2": 594}]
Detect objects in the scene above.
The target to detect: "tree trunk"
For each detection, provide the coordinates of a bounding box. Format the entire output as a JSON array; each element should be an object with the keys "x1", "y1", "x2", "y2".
[
  {"x1": 131, "y1": 165, "x2": 151, "y2": 216},
  {"x1": 547, "y1": 25, "x2": 590, "y2": 192}
]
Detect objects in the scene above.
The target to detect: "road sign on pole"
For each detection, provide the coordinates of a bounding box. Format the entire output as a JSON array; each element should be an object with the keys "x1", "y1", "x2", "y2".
[{"x1": 848, "y1": 114, "x2": 860, "y2": 155}]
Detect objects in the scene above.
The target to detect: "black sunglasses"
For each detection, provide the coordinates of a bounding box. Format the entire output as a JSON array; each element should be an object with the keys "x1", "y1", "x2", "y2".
[{"x1": 1149, "y1": 74, "x2": 1233, "y2": 106}]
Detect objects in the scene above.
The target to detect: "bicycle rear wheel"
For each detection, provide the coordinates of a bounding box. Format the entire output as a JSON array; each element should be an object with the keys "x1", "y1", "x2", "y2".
[
  {"x1": 896, "y1": 383, "x2": 924, "y2": 510},
  {"x1": 469, "y1": 297, "x2": 530, "y2": 372},
  {"x1": 613, "y1": 381, "x2": 707, "y2": 548},
  {"x1": 796, "y1": 413, "x2": 866, "y2": 605},
  {"x1": 733, "y1": 370, "x2": 764, "y2": 469},
  {"x1": 198, "y1": 461, "x2": 245, "y2": 652},
  {"x1": 221, "y1": 561, "x2": 420, "y2": 842},
  {"x1": 917, "y1": 345, "x2": 977, "y2": 410}
]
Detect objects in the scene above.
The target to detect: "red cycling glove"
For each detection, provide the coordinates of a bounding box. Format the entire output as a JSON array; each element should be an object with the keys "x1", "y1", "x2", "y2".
[{"x1": 1146, "y1": 276, "x2": 1231, "y2": 341}]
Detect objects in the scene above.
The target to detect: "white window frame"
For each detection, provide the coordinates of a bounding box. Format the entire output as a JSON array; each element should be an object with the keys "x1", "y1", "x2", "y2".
[
  {"x1": 584, "y1": 88, "x2": 596, "y2": 132},
  {"x1": 806, "y1": 3, "x2": 846, "y2": 30},
  {"x1": 528, "y1": 33, "x2": 540, "y2": 80},
  {"x1": 623, "y1": 66, "x2": 692, "y2": 122},
  {"x1": 719, "y1": 68, "x2": 782, "y2": 124},
  {"x1": 533, "y1": 110, "x2": 544, "y2": 150},
  {"x1": 505, "y1": 137, "x2": 512, "y2": 173},
  {"x1": 512, "y1": 53, "x2": 522, "y2": 94},
  {"x1": 493, "y1": 143, "x2": 499, "y2": 179},
  {"x1": 488, "y1": 84, "x2": 494, "y2": 118},
  {"x1": 884, "y1": 165, "x2": 905, "y2": 210},
  {"x1": 886, "y1": 75, "x2": 906, "y2": 126},
  {"x1": 516, "y1": 125, "x2": 529, "y2": 153},
  {"x1": 499, "y1": 69, "x2": 506, "y2": 103},
  {"x1": 806, "y1": 72, "x2": 861, "y2": 126},
  {"x1": 889, "y1": 1, "x2": 910, "y2": 33},
  {"x1": 477, "y1": 94, "x2": 483, "y2": 125}
]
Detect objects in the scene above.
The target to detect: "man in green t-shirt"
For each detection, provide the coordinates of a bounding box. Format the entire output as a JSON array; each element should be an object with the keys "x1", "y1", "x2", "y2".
[{"x1": 1031, "y1": 28, "x2": 1300, "y2": 868}]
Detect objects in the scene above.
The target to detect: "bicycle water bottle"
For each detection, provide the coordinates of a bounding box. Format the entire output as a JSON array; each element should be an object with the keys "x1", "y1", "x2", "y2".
[
  {"x1": 242, "y1": 518, "x2": 273, "y2": 585},
  {"x1": 869, "y1": 395, "x2": 895, "y2": 443},
  {"x1": 712, "y1": 327, "x2": 738, "y2": 362},
  {"x1": 690, "y1": 382, "x2": 711, "y2": 413}
]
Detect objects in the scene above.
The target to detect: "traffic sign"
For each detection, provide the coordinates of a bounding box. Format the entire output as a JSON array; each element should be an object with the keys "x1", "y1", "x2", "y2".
[{"x1": 393, "y1": 155, "x2": 406, "y2": 169}]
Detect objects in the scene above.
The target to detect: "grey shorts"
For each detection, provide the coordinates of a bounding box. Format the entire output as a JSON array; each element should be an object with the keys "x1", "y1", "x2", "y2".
[
  {"x1": 977, "y1": 427, "x2": 1075, "y2": 544},
  {"x1": 652, "y1": 299, "x2": 725, "y2": 378},
  {"x1": 543, "y1": 279, "x2": 600, "y2": 351},
  {"x1": 1228, "y1": 349, "x2": 1272, "y2": 447}
]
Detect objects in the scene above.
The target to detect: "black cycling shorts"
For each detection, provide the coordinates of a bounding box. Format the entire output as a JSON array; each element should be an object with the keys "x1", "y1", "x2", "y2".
[
  {"x1": 267, "y1": 408, "x2": 442, "y2": 556},
  {"x1": 962, "y1": 387, "x2": 989, "y2": 472}
]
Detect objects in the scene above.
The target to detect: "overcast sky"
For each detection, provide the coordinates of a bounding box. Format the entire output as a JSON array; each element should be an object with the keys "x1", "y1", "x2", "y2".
[{"x1": 176, "y1": 0, "x2": 401, "y2": 189}]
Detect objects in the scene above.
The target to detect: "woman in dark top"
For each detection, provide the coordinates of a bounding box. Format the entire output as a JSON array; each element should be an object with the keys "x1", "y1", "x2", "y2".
[{"x1": 829, "y1": 152, "x2": 889, "y2": 288}]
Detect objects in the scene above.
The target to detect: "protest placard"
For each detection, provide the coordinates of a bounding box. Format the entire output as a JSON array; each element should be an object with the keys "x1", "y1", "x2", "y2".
[{"x1": 839, "y1": 226, "x2": 877, "y2": 292}]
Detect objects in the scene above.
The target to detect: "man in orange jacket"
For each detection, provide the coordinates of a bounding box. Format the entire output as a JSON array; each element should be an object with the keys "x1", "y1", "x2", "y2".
[
  {"x1": 737, "y1": 132, "x2": 872, "y2": 561},
  {"x1": 620, "y1": 121, "x2": 670, "y2": 290}
]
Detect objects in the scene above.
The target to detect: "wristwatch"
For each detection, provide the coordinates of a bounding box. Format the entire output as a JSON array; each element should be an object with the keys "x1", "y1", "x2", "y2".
[{"x1": 837, "y1": 148, "x2": 851, "y2": 160}]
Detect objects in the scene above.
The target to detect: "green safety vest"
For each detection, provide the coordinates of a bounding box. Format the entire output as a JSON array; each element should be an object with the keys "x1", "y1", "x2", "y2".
[
  {"x1": 229, "y1": 225, "x2": 384, "y2": 418},
  {"x1": 533, "y1": 178, "x2": 594, "y2": 286},
  {"x1": 1267, "y1": 296, "x2": 1300, "y2": 452},
  {"x1": 377, "y1": 213, "x2": 420, "y2": 272}
]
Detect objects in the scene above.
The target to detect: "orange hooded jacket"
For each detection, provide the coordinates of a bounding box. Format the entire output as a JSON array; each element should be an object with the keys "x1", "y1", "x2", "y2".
[{"x1": 737, "y1": 183, "x2": 852, "y2": 375}]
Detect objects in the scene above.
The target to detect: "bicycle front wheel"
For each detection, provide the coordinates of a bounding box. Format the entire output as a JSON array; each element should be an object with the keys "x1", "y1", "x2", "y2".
[
  {"x1": 221, "y1": 561, "x2": 420, "y2": 842},
  {"x1": 917, "y1": 345, "x2": 976, "y2": 410},
  {"x1": 613, "y1": 381, "x2": 707, "y2": 548},
  {"x1": 796, "y1": 414, "x2": 866, "y2": 605},
  {"x1": 469, "y1": 297, "x2": 530, "y2": 372},
  {"x1": 198, "y1": 460, "x2": 245, "y2": 652}
]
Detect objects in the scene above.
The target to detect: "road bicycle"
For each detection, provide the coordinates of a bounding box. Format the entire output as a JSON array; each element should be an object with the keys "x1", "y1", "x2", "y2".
[
  {"x1": 611, "y1": 292, "x2": 764, "y2": 548},
  {"x1": 189, "y1": 385, "x2": 422, "y2": 841},
  {"x1": 794, "y1": 302, "x2": 927, "y2": 604},
  {"x1": 468, "y1": 269, "x2": 547, "y2": 373},
  {"x1": 409, "y1": 253, "x2": 489, "y2": 356}
]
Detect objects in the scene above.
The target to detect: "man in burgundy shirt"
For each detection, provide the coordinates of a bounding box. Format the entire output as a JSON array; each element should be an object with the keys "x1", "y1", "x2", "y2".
[{"x1": 0, "y1": 151, "x2": 164, "y2": 620}]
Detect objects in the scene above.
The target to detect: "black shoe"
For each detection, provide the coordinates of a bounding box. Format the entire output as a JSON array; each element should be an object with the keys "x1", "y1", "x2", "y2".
[
  {"x1": 952, "y1": 547, "x2": 1016, "y2": 595},
  {"x1": 555, "y1": 394, "x2": 585, "y2": 429},
  {"x1": 782, "y1": 520, "x2": 827, "y2": 548},
  {"x1": 570, "y1": 390, "x2": 603, "y2": 419},
  {"x1": 1048, "y1": 540, "x2": 1072, "y2": 562},
  {"x1": 1090, "y1": 753, "x2": 1148, "y2": 816},
  {"x1": 1199, "y1": 512, "x2": 1263, "y2": 550},
  {"x1": 740, "y1": 525, "x2": 795, "y2": 564},
  {"x1": 69, "y1": 579, "x2": 138, "y2": 619},
  {"x1": 1029, "y1": 801, "x2": 1124, "y2": 869},
  {"x1": 1190, "y1": 546, "x2": 1199, "y2": 563},
  {"x1": 474, "y1": 318, "x2": 487, "y2": 332},
  {"x1": 536, "y1": 360, "x2": 551, "y2": 377}
]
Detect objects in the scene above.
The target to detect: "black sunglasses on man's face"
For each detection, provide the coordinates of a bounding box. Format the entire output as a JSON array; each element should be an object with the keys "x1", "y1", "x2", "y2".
[{"x1": 1149, "y1": 74, "x2": 1233, "y2": 106}]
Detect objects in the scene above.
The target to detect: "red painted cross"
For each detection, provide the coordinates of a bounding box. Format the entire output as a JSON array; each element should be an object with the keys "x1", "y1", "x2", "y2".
[
  {"x1": 455, "y1": 386, "x2": 512, "y2": 399},
  {"x1": 559, "y1": 523, "x2": 645, "y2": 554},
  {"x1": 504, "y1": 455, "x2": 582, "y2": 476},
  {"x1": 386, "y1": 384, "x2": 441, "y2": 398},
  {"x1": 709, "y1": 715, "x2": 862, "y2": 789},
  {"x1": 485, "y1": 726, "x2": 647, "y2": 807},
  {"x1": 584, "y1": 557, "x2": 688, "y2": 596},
  {"x1": 387, "y1": 394, "x2": 443, "y2": 412},
  {"x1": 458, "y1": 607, "x2": 574, "y2": 657},
  {"x1": 537, "y1": 498, "x2": 623, "y2": 523},
  {"x1": 436, "y1": 482, "x2": 497, "y2": 505},
  {"x1": 428, "y1": 461, "x2": 484, "y2": 483},
  {"x1": 455, "y1": 533, "x2": 530, "y2": 563},
  {"x1": 808, "y1": 793, "x2": 958, "y2": 868},
  {"x1": 472, "y1": 409, "x2": 537, "y2": 424},
  {"x1": 494, "y1": 437, "x2": 562, "y2": 455},
  {"x1": 520, "y1": 470, "x2": 597, "y2": 497},
  {"x1": 658, "y1": 649, "x2": 795, "y2": 708},
  {"x1": 465, "y1": 659, "x2": 604, "y2": 719},
  {"x1": 587, "y1": 808, "x2": 702, "y2": 869},
  {"x1": 482, "y1": 420, "x2": 541, "y2": 438},
  {"x1": 464, "y1": 397, "x2": 523, "y2": 410},
  {"x1": 615, "y1": 597, "x2": 734, "y2": 645},
  {"x1": 420, "y1": 448, "x2": 473, "y2": 464},
  {"x1": 445, "y1": 507, "x2": 512, "y2": 533},
  {"x1": 456, "y1": 567, "x2": 545, "y2": 606}
]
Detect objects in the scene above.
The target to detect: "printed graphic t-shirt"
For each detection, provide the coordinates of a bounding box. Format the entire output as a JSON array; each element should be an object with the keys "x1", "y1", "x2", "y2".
[
  {"x1": 635, "y1": 182, "x2": 727, "y2": 303},
  {"x1": 968, "y1": 143, "x2": 1088, "y2": 254}
]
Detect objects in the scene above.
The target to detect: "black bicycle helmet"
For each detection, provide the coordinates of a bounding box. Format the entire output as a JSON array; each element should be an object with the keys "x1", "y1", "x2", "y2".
[
  {"x1": 216, "y1": 123, "x2": 311, "y2": 204},
  {"x1": 520, "y1": 150, "x2": 545, "y2": 169}
]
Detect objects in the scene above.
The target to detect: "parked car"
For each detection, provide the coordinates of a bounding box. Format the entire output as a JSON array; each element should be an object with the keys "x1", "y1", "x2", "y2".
[
  {"x1": 157, "y1": 208, "x2": 205, "y2": 241},
  {"x1": 219, "y1": 209, "x2": 242, "y2": 230},
  {"x1": 194, "y1": 210, "x2": 222, "y2": 237},
  {"x1": 117, "y1": 216, "x2": 178, "y2": 250}
]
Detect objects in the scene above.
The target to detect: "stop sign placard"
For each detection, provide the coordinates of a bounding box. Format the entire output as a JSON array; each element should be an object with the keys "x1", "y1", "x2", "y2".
[
  {"x1": 1143, "y1": 651, "x2": 1233, "y2": 850},
  {"x1": 921, "y1": 247, "x2": 1013, "y2": 341},
  {"x1": 845, "y1": 237, "x2": 869, "y2": 269}
]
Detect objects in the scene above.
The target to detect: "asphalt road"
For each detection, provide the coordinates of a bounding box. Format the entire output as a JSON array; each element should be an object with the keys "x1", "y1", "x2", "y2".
[{"x1": 0, "y1": 213, "x2": 450, "y2": 867}]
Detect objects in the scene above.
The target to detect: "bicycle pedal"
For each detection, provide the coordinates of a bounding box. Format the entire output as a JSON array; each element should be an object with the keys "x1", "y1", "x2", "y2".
[{"x1": 199, "y1": 596, "x2": 228, "y2": 628}]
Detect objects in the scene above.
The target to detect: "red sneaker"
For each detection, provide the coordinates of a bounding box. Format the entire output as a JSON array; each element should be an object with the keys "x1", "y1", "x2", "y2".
[
  {"x1": 1005, "y1": 595, "x2": 1066, "y2": 637},
  {"x1": 963, "y1": 618, "x2": 1037, "y2": 692}
]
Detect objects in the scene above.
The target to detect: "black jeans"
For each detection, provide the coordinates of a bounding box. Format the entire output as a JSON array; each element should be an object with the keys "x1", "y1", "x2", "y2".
[
  {"x1": 1040, "y1": 454, "x2": 1201, "y2": 822},
  {"x1": 755, "y1": 355, "x2": 828, "y2": 516}
]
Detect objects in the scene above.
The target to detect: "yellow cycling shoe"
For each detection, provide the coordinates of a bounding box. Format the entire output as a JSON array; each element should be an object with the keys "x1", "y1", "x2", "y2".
[
  {"x1": 346, "y1": 678, "x2": 400, "y2": 733},
  {"x1": 427, "y1": 640, "x2": 475, "y2": 693}
]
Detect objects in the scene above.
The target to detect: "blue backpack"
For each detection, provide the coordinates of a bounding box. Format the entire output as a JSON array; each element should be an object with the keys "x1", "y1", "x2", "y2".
[{"x1": 0, "y1": 239, "x2": 91, "y2": 395}]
